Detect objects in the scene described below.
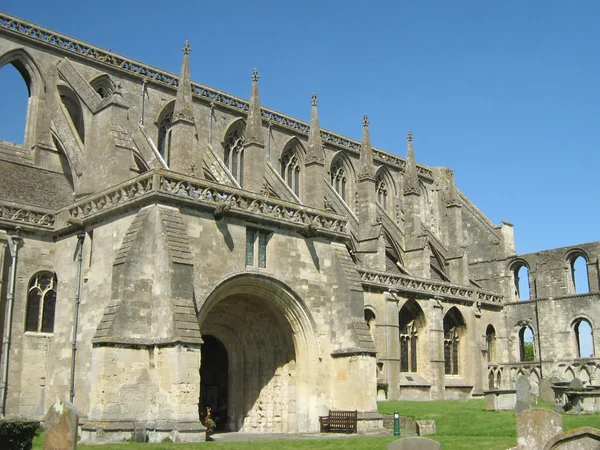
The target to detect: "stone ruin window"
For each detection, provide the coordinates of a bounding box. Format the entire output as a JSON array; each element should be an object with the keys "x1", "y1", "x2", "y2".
[
  {"x1": 157, "y1": 108, "x2": 173, "y2": 165},
  {"x1": 0, "y1": 60, "x2": 28, "y2": 144},
  {"x1": 519, "y1": 325, "x2": 535, "y2": 362},
  {"x1": 246, "y1": 228, "x2": 269, "y2": 268},
  {"x1": 330, "y1": 158, "x2": 348, "y2": 202},
  {"x1": 512, "y1": 262, "x2": 531, "y2": 301},
  {"x1": 568, "y1": 252, "x2": 590, "y2": 295},
  {"x1": 90, "y1": 74, "x2": 115, "y2": 99},
  {"x1": 224, "y1": 126, "x2": 245, "y2": 187},
  {"x1": 486, "y1": 324, "x2": 496, "y2": 362},
  {"x1": 25, "y1": 271, "x2": 58, "y2": 333},
  {"x1": 398, "y1": 300, "x2": 424, "y2": 373},
  {"x1": 280, "y1": 146, "x2": 301, "y2": 197},
  {"x1": 574, "y1": 318, "x2": 594, "y2": 358},
  {"x1": 59, "y1": 87, "x2": 85, "y2": 143},
  {"x1": 444, "y1": 307, "x2": 465, "y2": 375}
]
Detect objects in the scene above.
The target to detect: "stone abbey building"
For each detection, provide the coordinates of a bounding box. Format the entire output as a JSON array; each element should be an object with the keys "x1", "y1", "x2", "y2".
[{"x1": 0, "y1": 11, "x2": 599, "y2": 443}]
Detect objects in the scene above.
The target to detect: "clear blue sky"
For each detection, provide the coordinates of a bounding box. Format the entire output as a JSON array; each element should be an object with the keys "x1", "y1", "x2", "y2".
[{"x1": 1, "y1": 1, "x2": 598, "y2": 255}]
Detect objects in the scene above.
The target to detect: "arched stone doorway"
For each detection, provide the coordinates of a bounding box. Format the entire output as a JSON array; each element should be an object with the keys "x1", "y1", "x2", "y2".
[{"x1": 198, "y1": 274, "x2": 318, "y2": 433}]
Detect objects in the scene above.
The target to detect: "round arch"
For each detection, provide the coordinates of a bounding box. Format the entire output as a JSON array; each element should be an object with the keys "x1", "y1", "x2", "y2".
[{"x1": 197, "y1": 273, "x2": 320, "y2": 433}]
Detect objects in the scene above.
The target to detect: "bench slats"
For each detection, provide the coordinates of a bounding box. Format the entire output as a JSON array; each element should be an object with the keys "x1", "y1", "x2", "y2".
[{"x1": 319, "y1": 410, "x2": 357, "y2": 433}]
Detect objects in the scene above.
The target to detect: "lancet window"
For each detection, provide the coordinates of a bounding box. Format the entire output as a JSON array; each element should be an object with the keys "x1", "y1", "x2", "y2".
[
  {"x1": 518, "y1": 325, "x2": 535, "y2": 362},
  {"x1": 246, "y1": 228, "x2": 268, "y2": 268},
  {"x1": 444, "y1": 308, "x2": 464, "y2": 375},
  {"x1": 157, "y1": 109, "x2": 173, "y2": 165},
  {"x1": 486, "y1": 325, "x2": 496, "y2": 362},
  {"x1": 224, "y1": 126, "x2": 245, "y2": 186},
  {"x1": 25, "y1": 271, "x2": 58, "y2": 333},
  {"x1": 400, "y1": 321, "x2": 418, "y2": 372},
  {"x1": 376, "y1": 173, "x2": 388, "y2": 210},
  {"x1": 280, "y1": 146, "x2": 301, "y2": 196},
  {"x1": 330, "y1": 158, "x2": 348, "y2": 202}
]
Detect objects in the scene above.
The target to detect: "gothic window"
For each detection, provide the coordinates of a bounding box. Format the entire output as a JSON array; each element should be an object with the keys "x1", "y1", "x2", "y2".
[
  {"x1": 443, "y1": 307, "x2": 465, "y2": 375},
  {"x1": 512, "y1": 262, "x2": 531, "y2": 301},
  {"x1": 224, "y1": 125, "x2": 245, "y2": 187},
  {"x1": 568, "y1": 252, "x2": 590, "y2": 294},
  {"x1": 0, "y1": 62, "x2": 28, "y2": 144},
  {"x1": 25, "y1": 271, "x2": 57, "y2": 333},
  {"x1": 157, "y1": 108, "x2": 173, "y2": 165},
  {"x1": 486, "y1": 325, "x2": 496, "y2": 362},
  {"x1": 574, "y1": 318, "x2": 594, "y2": 358},
  {"x1": 519, "y1": 325, "x2": 535, "y2": 362},
  {"x1": 280, "y1": 146, "x2": 301, "y2": 197},
  {"x1": 246, "y1": 229, "x2": 269, "y2": 268},
  {"x1": 398, "y1": 300, "x2": 424, "y2": 373},
  {"x1": 376, "y1": 175, "x2": 388, "y2": 210},
  {"x1": 330, "y1": 157, "x2": 348, "y2": 202}
]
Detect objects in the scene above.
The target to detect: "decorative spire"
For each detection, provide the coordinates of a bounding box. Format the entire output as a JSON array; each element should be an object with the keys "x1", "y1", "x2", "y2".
[
  {"x1": 173, "y1": 40, "x2": 193, "y2": 121},
  {"x1": 446, "y1": 170, "x2": 462, "y2": 207},
  {"x1": 358, "y1": 114, "x2": 375, "y2": 181},
  {"x1": 306, "y1": 93, "x2": 324, "y2": 164},
  {"x1": 403, "y1": 130, "x2": 420, "y2": 195},
  {"x1": 244, "y1": 68, "x2": 264, "y2": 144}
]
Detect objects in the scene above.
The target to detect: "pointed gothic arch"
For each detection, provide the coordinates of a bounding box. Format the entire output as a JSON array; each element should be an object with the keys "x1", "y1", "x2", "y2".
[
  {"x1": 486, "y1": 324, "x2": 497, "y2": 362},
  {"x1": 572, "y1": 317, "x2": 594, "y2": 358},
  {"x1": 280, "y1": 137, "x2": 305, "y2": 198},
  {"x1": 443, "y1": 307, "x2": 466, "y2": 375},
  {"x1": 398, "y1": 299, "x2": 425, "y2": 373},
  {"x1": 155, "y1": 100, "x2": 175, "y2": 165},
  {"x1": 222, "y1": 118, "x2": 246, "y2": 186},
  {"x1": 566, "y1": 249, "x2": 590, "y2": 295},
  {"x1": 0, "y1": 48, "x2": 46, "y2": 148},
  {"x1": 509, "y1": 259, "x2": 531, "y2": 301},
  {"x1": 329, "y1": 152, "x2": 355, "y2": 205},
  {"x1": 375, "y1": 166, "x2": 396, "y2": 212}
]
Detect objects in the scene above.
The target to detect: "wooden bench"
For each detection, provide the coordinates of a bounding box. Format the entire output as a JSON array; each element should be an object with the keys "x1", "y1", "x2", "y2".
[{"x1": 319, "y1": 410, "x2": 358, "y2": 433}]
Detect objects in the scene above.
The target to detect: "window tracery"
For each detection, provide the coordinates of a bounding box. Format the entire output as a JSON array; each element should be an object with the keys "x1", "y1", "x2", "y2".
[
  {"x1": 376, "y1": 174, "x2": 388, "y2": 210},
  {"x1": 280, "y1": 146, "x2": 301, "y2": 196},
  {"x1": 224, "y1": 126, "x2": 245, "y2": 186},
  {"x1": 25, "y1": 271, "x2": 57, "y2": 333},
  {"x1": 157, "y1": 109, "x2": 173, "y2": 164},
  {"x1": 443, "y1": 308, "x2": 464, "y2": 375},
  {"x1": 400, "y1": 321, "x2": 418, "y2": 372},
  {"x1": 330, "y1": 158, "x2": 348, "y2": 202}
]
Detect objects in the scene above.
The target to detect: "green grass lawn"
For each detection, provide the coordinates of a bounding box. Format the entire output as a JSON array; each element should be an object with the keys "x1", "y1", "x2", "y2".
[{"x1": 30, "y1": 399, "x2": 600, "y2": 450}]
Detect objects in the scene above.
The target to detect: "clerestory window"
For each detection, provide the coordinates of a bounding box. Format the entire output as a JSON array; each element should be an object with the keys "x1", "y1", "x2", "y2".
[{"x1": 25, "y1": 271, "x2": 58, "y2": 333}]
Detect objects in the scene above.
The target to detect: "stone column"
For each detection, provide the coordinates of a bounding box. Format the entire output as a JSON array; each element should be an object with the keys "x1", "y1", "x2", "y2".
[{"x1": 429, "y1": 296, "x2": 445, "y2": 400}]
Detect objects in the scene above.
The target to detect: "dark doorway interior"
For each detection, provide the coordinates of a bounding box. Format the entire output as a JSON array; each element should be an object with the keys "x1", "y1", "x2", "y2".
[{"x1": 200, "y1": 335, "x2": 229, "y2": 430}]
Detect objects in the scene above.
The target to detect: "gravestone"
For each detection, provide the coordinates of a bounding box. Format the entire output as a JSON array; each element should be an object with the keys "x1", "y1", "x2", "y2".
[
  {"x1": 566, "y1": 377, "x2": 585, "y2": 413},
  {"x1": 416, "y1": 420, "x2": 436, "y2": 436},
  {"x1": 387, "y1": 436, "x2": 441, "y2": 450},
  {"x1": 44, "y1": 401, "x2": 78, "y2": 450},
  {"x1": 569, "y1": 377, "x2": 584, "y2": 390},
  {"x1": 542, "y1": 426, "x2": 600, "y2": 449},
  {"x1": 516, "y1": 409, "x2": 562, "y2": 450},
  {"x1": 516, "y1": 376, "x2": 531, "y2": 414},
  {"x1": 540, "y1": 377, "x2": 560, "y2": 403}
]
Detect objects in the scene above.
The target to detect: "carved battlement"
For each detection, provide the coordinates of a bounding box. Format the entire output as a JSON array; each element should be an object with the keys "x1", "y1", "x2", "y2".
[{"x1": 0, "y1": 12, "x2": 433, "y2": 178}]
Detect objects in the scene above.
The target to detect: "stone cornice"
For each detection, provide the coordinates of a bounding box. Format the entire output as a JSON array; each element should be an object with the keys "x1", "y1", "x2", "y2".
[
  {"x1": 358, "y1": 268, "x2": 504, "y2": 305},
  {"x1": 0, "y1": 12, "x2": 434, "y2": 179}
]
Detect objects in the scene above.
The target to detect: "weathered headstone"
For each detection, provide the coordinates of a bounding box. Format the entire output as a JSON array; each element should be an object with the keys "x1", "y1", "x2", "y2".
[
  {"x1": 44, "y1": 401, "x2": 78, "y2": 450},
  {"x1": 416, "y1": 420, "x2": 436, "y2": 436},
  {"x1": 387, "y1": 436, "x2": 441, "y2": 450},
  {"x1": 540, "y1": 377, "x2": 560, "y2": 403},
  {"x1": 569, "y1": 377, "x2": 584, "y2": 390},
  {"x1": 516, "y1": 409, "x2": 562, "y2": 450},
  {"x1": 542, "y1": 426, "x2": 600, "y2": 449},
  {"x1": 516, "y1": 376, "x2": 531, "y2": 414}
]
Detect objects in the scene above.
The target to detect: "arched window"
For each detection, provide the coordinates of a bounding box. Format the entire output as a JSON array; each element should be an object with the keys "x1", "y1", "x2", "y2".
[
  {"x1": 574, "y1": 319, "x2": 594, "y2": 358},
  {"x1": 444, "y1": 307, "x2": 465, "y2": 375},
  {"x1": 330, "y1": 156, "x2": 348, "y2": 202},
  {"x1": 157, "y1": 107, "x2": 173, "y2": 165},
  {"x1": 280, "y1": 144, "x2": 301, "y2": 197},
  {"x1": 58, "y1": 86, "x2": 85, "y2": 143},
  {"x1": 519, "y1": 325, "x2": 535, "y2": 362},
  {"x1": 25, "y1": 271, "x2": 57, "y2": 333},
  {"x1": 364, "y1": 308, "x2": 376, "y2": 339},
  {"x1": 512, "y1": 262, "x2": 531, "y2": 301},
  {"x1": 224, "y1": 122, "x2": 245, "y2": 186},
  {"x1": 376, "y1": 174, "x2": 388, "y2": 210},
  {"x1": 0, "y1": 62, "x2": 28, "y2": 144},
  {"x1": 568, "y1": 252, "x2": 590, "y2": 294},
  {"x1": 398, "y1": 300, "x2": 425, "y2": 373},
  {"x1": 486, "y1": 325, "x2": 496, "y2": 362}
]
